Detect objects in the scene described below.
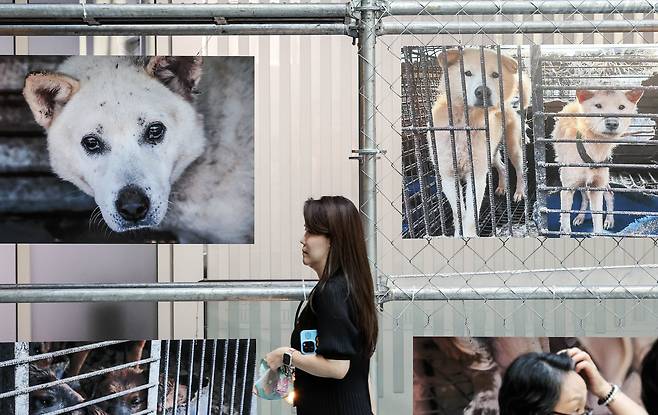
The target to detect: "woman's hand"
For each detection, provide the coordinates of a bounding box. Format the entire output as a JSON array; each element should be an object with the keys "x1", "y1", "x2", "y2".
[
  {"x1": 562, "y1": 347, "x2": 611, "y2": 399},
  {"x1": 265, "y1": 347, "x2": 290, "y2": 371}
]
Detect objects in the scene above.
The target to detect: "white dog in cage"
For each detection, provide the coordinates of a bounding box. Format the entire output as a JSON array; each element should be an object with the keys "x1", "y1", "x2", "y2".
[
  {"x1": 22, "y1": 56, "x2": 254, "y2": 243},
  {"x1": 553, "y1": 88, "x2": 644, "y2": 235},
  {"x1": 431, "y1": 48, "x2": 530, "y2": 237}
]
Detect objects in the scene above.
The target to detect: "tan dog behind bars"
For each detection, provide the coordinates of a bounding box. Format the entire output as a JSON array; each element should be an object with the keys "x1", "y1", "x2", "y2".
[
  {"x1": 432, "y1": 48, "x2": 530, "y2": 237},
  {"x1": 553, "y1": 88, "x2": 643, "y2": 235}
]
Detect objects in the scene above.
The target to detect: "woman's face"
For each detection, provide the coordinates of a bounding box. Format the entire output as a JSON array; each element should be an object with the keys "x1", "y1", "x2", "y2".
[
  {"x1": 300, "y1": 229, "x2": 331, "y2": 274},
  {"x1": 552, "y1": 371, "x2": 589, "y2": 415}
]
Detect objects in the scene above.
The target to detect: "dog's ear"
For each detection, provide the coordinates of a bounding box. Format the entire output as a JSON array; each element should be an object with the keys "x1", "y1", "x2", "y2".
[
  {"x1": 436, "y1": 49, "x2": 461, "y2": 69},
  {"x1": 576, "y1": 89, "x2": 595, "y2": 103},
  {"x1": 500, "y1": 55, "x2": 519, "y2": 74},
  {"x1": 23, "y1": 72, "x2": 80, "y2": 129},
  {"x1": 625, "y1": 88, "x2": 644, "y2": 104},
  {"x1": 145, "y1": 56, "x2": 203, "y2": 101}
]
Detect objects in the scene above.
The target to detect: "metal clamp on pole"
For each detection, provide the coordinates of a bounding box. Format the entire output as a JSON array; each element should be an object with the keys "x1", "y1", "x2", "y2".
[{"x1": 349, "y1": 148, "x2": 387, "y2": 161}]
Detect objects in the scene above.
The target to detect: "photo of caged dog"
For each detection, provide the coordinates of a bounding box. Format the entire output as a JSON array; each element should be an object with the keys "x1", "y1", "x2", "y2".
[
  {"x1": 431, "y1": 48, "x2": 530, "y2": 237},
  {"x1": 553, "y1": 88, "x2": 644, "y2": 235},
  {"x1": 20, "y1": 55, "x2": 253, "y2": 243}
]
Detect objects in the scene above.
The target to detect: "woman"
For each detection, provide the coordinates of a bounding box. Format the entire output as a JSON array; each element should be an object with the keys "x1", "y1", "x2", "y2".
[
  {"x1": 499, "y1": 348, "x2": 648, "y2": 415},
  {"x1": 641, "y1": 340, "x2": 658, "y2": 415},
  {"x1": 265, "y1": 196, "x2": 378, "y2": 415}
]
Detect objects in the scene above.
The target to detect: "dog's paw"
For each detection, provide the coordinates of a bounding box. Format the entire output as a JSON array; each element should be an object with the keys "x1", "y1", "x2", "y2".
[
  {"x1": 604, "y1": 215, "x2": 614, "y2": 230},
  {"x1": 513, "y1": 189, "x2": 524, "y2": 203},
  {"x1": 572, "y1": 214, "x2": 585, "y2": 226},
  {"x1": 463, "y1": 391, "x2": 499, "y2": 415},
  {"x1": 495, "y1": 185, "x2": 506, "y2": 197}
]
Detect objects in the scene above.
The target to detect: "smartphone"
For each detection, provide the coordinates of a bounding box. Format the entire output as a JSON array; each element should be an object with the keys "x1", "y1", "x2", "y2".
[{"x1": 300, "y1": 329, "x2": 318, "y2": 355}]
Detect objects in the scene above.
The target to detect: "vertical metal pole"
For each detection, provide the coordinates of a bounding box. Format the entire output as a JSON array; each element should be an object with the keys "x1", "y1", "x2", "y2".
[
  {"x1": 13, "y1": 342, "x2": 28, "y2": 415},
  {"x1": 147, "y1": 340, "x2": 161, "y2": 412},
  {"x1": 358, "y1": 0, "x2": 381, "y2": 290},
  {"x1": 530, "y1": 45, "x2": 548, "y2": 234}
]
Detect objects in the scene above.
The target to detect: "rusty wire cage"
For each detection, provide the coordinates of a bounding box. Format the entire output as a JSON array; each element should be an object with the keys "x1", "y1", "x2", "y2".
[{"x1": 0, "y1": 339, "x2": 255, "y2": 415}]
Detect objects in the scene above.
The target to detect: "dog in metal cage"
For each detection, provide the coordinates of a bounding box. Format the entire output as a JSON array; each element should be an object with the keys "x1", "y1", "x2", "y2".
[
  {"x1": 552, "y1": 88, "x2": 644, "y2": 235},
  {"x1": 22, "y1": 56, "x2": 254, "y2": 243},
  {"x1": 29, "y1": 363, "x2": 103, "y2": 415},
  {"x1": 432, "y1": 48, "x2": 530, "y2": 237}
]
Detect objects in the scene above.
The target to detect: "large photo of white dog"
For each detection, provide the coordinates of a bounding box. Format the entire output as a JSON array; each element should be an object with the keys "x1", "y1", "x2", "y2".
[{"x1": 0, "y1": 56, "x2": 253, "y2": 243}]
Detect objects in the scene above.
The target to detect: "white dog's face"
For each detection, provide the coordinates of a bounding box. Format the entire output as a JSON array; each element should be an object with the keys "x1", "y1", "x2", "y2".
[
  {"x1": 577, "y1": 89, "x2": 644, "y2": 137},
  {"x1": 438, "y1": 49, "x2": 519, "y2": 109},
  {"x1": 23, "y1": 56, "x2": 205, "y2": 232}
]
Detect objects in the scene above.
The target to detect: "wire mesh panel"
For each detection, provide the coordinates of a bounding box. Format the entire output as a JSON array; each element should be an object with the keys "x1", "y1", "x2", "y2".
[
  {"x1": 0, "y1": 339, "x2": 255, "y2": 415},
  {"x1": 367, "y1": 2, "x2": 658, "y2": 410}
]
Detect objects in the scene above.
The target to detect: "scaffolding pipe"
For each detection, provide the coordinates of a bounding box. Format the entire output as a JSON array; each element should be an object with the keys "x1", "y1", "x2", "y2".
[
  {"x1": 358, "y1": 0, "x2": 381, "y2": 291},
  {"x1": 0, "y1": 282, "x2": 656, "y2": 303},
  {"x1": 379, "y1": 19, "x2": 658, "y2": 35},
  {"x1": 0, "y1": 282, "x2": 314, "y2": 303},
  {"x1": 381, "y1": 285, "x2": 658, "y2": 302},
  {"x1": 0, "y1": 23, "x2": 349, "y2": 36},
  {"x1": 0, "y1": 4, "x2": 350, "y2": 21},
  {"x1": 387, "y1": 0, "x2": 658, "y2": 16}
]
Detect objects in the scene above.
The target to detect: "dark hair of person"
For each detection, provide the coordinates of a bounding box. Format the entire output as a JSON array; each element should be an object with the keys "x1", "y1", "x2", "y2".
[
  {"x1": 499, "y1": 352, "x2": 575, "y2": 415},
  {"x1": 303, "y1": 195, "x2": 378, "y2": 357},
  {"x1": 641, "y1": 340, "x2": 658, "y2": 415}
]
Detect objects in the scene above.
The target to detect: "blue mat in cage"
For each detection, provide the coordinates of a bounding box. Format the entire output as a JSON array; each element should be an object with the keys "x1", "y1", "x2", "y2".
[{"x1": 545, "y1": 183, "x2": 658, "y2": 236}]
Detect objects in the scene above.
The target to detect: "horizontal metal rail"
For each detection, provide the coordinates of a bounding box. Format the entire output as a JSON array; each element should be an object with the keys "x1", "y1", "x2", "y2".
[
  {"x1": 540, "y1": 162, "x2": 657, "y2": 169},
  {"x1": 45, "y1": 383, "x2": 157, "y2": 415},
  {"x1": 537, "y1": 138, "x2": 658, "y2": 145},
  {"x1": 0, "y1": 357, "x2": 157, "y2": 399},
  {"x1": 387, "y1": 0, "x2": 658, "y2": 16},
  {"x1": 538, "y1": 112, "x2": 658, "y2": 119},
  {"x1": 381, "y1": 285, "x2": 658, "y2": 301},
  {"x1": 541, "y1": 56, "x2": 658, "y2": 63},
  {"x1": 1, "y1": 280, "x2": 657, "y2": 303},
  {"x1": 542, "y1": 230, "x2": 658, "y2": 237},
  {"x1": 0, "y1": 340, "x2": 126, "y2": 368},
  {"x1": 0, "y1": 4, "x2": 350, "y2": 21},
  {"x1": 379, "y1": 19, "x2": 658, "y2": 35},
  {"x1": 540, "y1": 186, "x2": 658, "y2": 193},
  {"x1": 0, "y1": 281, "x2": 314, "y2": 303},
  {"x1": 542, "y1": 85, "x2": 658, "y2": 91},
  {"x1": 0, "y1": 23, "x2": 349, "y2": 36},
  {"x1": 541, "y1": 208, "x2": 658, "y2": 216}
]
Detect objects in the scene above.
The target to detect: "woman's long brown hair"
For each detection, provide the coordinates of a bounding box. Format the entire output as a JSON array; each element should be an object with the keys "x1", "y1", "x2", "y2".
[{"x1": 303, "y1": 196, "x2": 378, "y2": 357}]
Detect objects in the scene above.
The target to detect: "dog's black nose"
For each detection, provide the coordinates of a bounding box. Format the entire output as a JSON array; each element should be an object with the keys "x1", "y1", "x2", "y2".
[
  {"x1": 115, "y1": 185, "x2": 150, "y2": 222},
  {"x1": 474, "y1": 85, "x2": 491, "y2": 102},
  {"x1": 605, "y1": 118, "x2": 619, "y2": 131}
]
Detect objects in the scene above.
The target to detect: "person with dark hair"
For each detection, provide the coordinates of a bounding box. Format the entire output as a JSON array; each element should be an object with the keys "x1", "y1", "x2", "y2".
[
  {"x1": 265, "y1": 196, "x2": 379, "y2": 415},
  {"x1": 641, "y1": 340, "x2": 658, "y2": 415},
  {"x1": 499, "y1": 348, "x2": 648, "y2": 415}
]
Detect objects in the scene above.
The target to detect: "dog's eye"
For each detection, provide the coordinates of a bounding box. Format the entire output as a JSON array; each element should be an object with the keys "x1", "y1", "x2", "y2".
[
  {"x1": 131, "y1": 397, "x2": 142, "y2": 406},
  {"x1": 144, "y1": 122, "x2": 166, "y2": 144},
  {"x1": 595, "y1": 103, "x2": 603, "y2": 109},
  {"x1": 464, "y1": 70, "x2": 472, "y2": 77},
  {"x1": 491, "y1": 72, "x2": 499, "y2": 78},
  {"x1": 81, "y1": 135, "x2": 104, "y2": 154},
  {"x1": 619, "y1": 105, "x2": 626, "y2": 110}
]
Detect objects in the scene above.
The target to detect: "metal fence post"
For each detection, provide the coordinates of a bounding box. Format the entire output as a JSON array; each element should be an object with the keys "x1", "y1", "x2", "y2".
[
  {"x1": 13, "y1": 342, "x2": 28, "y2": 415},
  {"x1": 147, "y1": 340, "x2": 161, "y2": 412},
  {"x1": 530, "y1": 45, "x2": 548, "y2": 234},
  {"x1": 358, "y1": 0, "x2": 381, "y2": 290}
]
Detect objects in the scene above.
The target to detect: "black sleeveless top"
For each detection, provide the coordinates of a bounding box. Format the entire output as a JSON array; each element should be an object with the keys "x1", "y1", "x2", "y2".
[{"x1": 290, "y1": 273, "x2": 372, "y2": 415}]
